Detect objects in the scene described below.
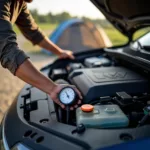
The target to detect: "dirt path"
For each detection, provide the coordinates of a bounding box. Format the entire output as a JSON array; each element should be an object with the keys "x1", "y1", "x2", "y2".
[{"x1": 0, "y1": 54, "x2": 55, "y2": 122}]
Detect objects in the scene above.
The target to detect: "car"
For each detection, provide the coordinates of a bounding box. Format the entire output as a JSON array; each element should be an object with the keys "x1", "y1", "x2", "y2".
[{"x1": 1, "y1": 0, "x2": 150, "y2": 150}]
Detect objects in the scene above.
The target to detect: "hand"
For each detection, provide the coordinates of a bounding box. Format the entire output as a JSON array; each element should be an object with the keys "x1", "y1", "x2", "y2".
[
  {"x1": 58, "y1": 50, "x2": 75, "y2": 60},
  {"x1": 49, "y1": 84, "x2": 82, "y2": 110}
]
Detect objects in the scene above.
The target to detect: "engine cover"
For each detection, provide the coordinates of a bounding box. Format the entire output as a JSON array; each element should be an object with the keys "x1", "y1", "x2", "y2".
[{"x1": 69, "y1": 67, "x2": 150, "y2": 103}]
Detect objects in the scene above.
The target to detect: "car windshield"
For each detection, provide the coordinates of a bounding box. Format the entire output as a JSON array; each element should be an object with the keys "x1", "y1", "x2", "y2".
[{"x1": 132, "y1": 32, "x2": 150, "y2": 51}]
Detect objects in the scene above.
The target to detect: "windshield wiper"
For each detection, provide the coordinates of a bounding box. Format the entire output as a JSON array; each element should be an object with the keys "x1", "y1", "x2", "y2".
[{"x1": 137, "y1": 41, "x2": 150, "y2": 52}]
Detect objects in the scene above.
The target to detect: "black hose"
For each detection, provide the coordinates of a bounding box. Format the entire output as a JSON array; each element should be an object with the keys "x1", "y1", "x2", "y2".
[
  {"x1": 137, "y1": 114, "x2": 149, "y2": 127},
  {"x1": 66, "y1": 106, "x2": 70, "y2": 124}
]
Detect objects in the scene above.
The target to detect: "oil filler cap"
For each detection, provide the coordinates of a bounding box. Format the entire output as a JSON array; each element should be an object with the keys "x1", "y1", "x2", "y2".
[{"x1": 81, "y1": 104, "x2": 94, "y2": 112}]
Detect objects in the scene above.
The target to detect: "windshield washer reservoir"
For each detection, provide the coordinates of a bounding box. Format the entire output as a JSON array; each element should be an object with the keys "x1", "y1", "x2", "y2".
[{"x1": 76, "y1": 104, "x2": 129, "y2": 128}]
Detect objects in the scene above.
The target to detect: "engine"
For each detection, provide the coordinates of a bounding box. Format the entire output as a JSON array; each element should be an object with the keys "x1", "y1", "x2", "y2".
[
  {"x1": 49, "y1": 56, "x2": 150, "y2": 129},
  {"x1": 69, "y1": 67, "x2": 149, "y2": 103}
]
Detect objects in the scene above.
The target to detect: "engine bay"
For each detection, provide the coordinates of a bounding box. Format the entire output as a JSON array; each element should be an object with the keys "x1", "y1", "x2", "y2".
[
  {"x1": 3, "y1": 51, "x2": 150, "y2": 150},
  {"x1": 48, "y1": 54, "x2": 150, "y2": 129}
]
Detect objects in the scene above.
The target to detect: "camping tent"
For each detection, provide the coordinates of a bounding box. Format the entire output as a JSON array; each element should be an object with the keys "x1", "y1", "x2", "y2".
[{"x1": 42, "y1": 19, "x2": 112, "y2": 54}]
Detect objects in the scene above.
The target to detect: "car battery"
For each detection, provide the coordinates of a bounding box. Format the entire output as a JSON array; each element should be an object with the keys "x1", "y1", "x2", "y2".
[{"x1": 76, "y1": 104, "x2": 129, "y2": 128}]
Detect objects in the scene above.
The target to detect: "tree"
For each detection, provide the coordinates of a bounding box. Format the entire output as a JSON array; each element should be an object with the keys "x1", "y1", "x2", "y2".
[
  {"x1": 55, "y1": 12, "x2": 72, "y2": 23},
  {"x1": 30, "y1": 9, "x2": 39, "y2": 22},
  {"x1": 29, "y1": 9, "x2": 110, "y2": 28}
]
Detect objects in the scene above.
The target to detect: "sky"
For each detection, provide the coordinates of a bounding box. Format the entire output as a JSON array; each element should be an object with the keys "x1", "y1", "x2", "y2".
[{"x1": 27, "y1": 0, "x2": 105, "y2": 19}]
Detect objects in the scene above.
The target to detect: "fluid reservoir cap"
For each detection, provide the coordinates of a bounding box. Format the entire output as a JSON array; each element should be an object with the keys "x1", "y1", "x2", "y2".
[{"x1": 81, "y1": 104, "x2": 94, "y2": 112}]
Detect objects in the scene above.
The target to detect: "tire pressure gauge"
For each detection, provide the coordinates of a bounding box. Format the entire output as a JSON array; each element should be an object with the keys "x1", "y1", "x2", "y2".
[
  {"x1": 59, "y1": 87, "x2": 77, "y2": 105},
  {"x1": 59, "y1": 87, "x2": 78, "y2": 124}
]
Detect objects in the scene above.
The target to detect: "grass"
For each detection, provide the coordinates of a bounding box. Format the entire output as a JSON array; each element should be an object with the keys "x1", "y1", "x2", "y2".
[
  {"x1": 39, "y1": 23, "x2": 58, "y2": 31},
  {"x1": 23, "y1": 42, "x2": 41, "y2": 53},
  {"x1": 133, "y1": 27, "x2": 150, "y2": 40},
  {"x1": 13, "y1": 23, "x2": 58, "y2": 35},
  {"x1": 104, "y1": 27, "x2": 150, "y2": 46},
  {"x1": 13, "y1": 23, "x2": 150, "y2": 53},
  {"x1": 103, "y1": 28, "x2": 128, "y2": 46}
]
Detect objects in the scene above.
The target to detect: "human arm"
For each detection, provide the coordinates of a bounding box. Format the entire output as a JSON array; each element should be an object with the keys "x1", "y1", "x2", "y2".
[
  {"x1": 16, "y1": 59, "x2": 82, "y2": 109},
  {"x1": 0, "y1": 1, "x2": 81, "y2": 108},
  {"x1": 0, "y1": 21, "x2": 81, "y2": 108},
  {"x1": 0, "y1": 20, "x2": 81, "y2": 108},
  {"x1": 39, "y1": 37, "x2": 75, "y2": 59},
  {"x1": 16, "y1": 2, "x2": 74, "y2": 59}
]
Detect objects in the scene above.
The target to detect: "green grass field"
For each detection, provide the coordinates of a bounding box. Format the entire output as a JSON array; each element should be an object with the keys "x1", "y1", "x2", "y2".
[
  {"x1": 103, "y1": 27, "x2": 150, "y2": 46},
  {"x1": 14, "y1": 23, "x2": 129, "y2": 46},
  {"x1": 13, "y1": 23, "x2": 58, "y2": 35},
  {"x1": 103, "y1": 28, "x2": 128, "y2": 45},
  {"x1": 13, "y1": 23, "x2": 150, "y2": 53}
]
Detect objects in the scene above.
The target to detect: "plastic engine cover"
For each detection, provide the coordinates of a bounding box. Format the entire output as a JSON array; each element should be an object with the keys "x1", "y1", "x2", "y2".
[{"x1": 69, "y1": 67, "x2": 150, "y2": 103}]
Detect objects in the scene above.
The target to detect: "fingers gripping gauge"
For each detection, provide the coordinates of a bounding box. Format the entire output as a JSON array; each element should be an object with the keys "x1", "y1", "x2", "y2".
[{"x1": 58, "y1": 87, "x2": 78, "y2": 124}]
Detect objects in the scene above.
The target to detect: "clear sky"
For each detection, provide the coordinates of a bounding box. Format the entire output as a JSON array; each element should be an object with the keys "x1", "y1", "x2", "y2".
[{"x1": 27, "y1": 0, "x2": 105, "y2": 19}]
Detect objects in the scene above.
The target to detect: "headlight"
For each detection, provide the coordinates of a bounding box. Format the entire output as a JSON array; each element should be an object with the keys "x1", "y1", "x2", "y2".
[
  {"x1": 1, "y1": 122, "x2": 9, "y2": 150},
  {"x1": 1, "y1": 139, "x2": 31, "y2": 150},
  {"x1": 1, "y1": 112, "x2": 32, "y2": 150},
  {"x1": 1, "y1": 114, "x2": 31, "y2": 150},
  {"x1": 1, "y1": 121, "x2": 31, "y2": 150},
  {"x1": 0, "y1": 139, "x2": 5, "y2": 150},
  {"x1": 11, "y1": 143, "x2": 31, "y2": 150}
]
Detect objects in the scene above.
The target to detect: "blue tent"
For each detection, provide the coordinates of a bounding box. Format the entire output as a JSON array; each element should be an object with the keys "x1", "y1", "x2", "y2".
[{"x1": 42, "y1": 18, "x2": 111, "y2": 55}]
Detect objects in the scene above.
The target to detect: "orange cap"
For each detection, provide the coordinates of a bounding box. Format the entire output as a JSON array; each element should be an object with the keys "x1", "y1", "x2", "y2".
[{"x1": 81, "y1": 104, "x2": 94, "y2": 112}]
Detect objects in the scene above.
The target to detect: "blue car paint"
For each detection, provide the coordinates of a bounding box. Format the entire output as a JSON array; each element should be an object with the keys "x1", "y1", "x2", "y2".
[{"x1": 97, "y1": 138, "x2": 150, "y2": 150}]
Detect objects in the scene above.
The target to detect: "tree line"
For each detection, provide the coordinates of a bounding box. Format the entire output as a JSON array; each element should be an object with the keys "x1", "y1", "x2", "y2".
[{"x1": 30, "y1": 9, "x2": 112, "y2": 28}]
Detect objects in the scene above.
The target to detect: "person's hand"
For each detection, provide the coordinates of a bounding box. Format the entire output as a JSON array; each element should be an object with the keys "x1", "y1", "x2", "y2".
[
  {"x1": 49, "y1": 84, "x2": 82, "y2": 110},
  {"x1": 58, "y1": 50, "x2": 75, "y2": 60}
]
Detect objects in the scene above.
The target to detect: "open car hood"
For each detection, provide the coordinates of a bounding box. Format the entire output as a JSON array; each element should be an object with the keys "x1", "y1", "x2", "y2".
[{"x1": 91, "y1": 0, "x2": 150, "y2": 39}]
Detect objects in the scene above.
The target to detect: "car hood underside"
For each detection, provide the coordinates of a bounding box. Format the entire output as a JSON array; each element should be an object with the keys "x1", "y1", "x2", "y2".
[{"x1": 91, "y1": 0, "x2": 150, "y2": 39}]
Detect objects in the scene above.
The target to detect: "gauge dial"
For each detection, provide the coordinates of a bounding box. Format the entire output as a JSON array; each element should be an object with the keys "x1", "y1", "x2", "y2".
[{"x1": 59, "y1": 87, "x2": 76, "y2": 105}]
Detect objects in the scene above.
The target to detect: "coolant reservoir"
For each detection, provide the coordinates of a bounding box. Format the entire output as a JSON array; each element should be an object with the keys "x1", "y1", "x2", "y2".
[{"x1": 76, "y1": 104, "x2": 129, "y2": 128}]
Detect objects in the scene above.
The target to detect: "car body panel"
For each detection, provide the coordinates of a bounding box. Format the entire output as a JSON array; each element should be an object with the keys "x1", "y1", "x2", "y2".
[{"x1": 91, "y1": 0, "x2": 150, "y2": 39}]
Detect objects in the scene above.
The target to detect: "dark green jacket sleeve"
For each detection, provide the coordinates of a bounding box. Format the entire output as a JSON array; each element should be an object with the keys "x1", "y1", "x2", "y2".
[
  {"x1": 16, "y1": 2, "x2": 46, "y2": 45},
  {"x1": 0, "y1": 0, "x2": 29, "y2": 75},
  {"x1": 0, "y1": 19, "x2": 29, "y2": 75}
]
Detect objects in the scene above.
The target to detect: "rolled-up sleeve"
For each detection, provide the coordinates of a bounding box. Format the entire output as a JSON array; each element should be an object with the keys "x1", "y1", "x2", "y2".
[
  {"x1": 16, "y1": 2, "x2": 46, "y2": 45},
  {"x1": 0, "y1": 0, "x2": 29, "y2": 75},
  {"x1": 0, "y1": 19, "x2": 29, "y2": 75}
]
